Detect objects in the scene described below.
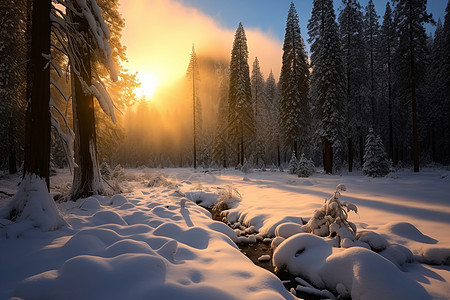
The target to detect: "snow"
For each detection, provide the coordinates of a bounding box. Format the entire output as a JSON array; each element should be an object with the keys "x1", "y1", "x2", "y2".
[{"x1": 1, "y1": 167, "x2": 449, "y2": 299}]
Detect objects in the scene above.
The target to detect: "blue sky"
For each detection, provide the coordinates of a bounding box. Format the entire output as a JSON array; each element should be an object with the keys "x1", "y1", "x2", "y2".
[{"x1": 176, "y1": 0, "x2": 447, "y2": 44}]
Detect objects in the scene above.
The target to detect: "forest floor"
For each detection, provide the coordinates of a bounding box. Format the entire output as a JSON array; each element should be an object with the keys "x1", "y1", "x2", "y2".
[{"x1": 0, "y1": 167, "x2": 449, "y2": 299}]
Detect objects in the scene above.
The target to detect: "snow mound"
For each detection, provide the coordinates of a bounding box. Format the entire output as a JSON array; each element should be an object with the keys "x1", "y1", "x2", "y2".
[
  {"x1": 0, "y1": 174, "x2": 66, "y2": 234},
  {"x1": 185, "y1": 190, "x2": 218, "y2": 207},
  {"x1": 381, "y1": 222, "x2": 438, "y2": 244},
  {"x1": 273, "y1": 233, "x2": 431, "y2": 299},
  {"x1": 275, "y1": 222, "x2": 307, "y2": 238}
]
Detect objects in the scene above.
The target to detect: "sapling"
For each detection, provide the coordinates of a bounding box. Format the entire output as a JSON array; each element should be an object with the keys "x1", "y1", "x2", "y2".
[{"x1": 306, "y1": 184, "x2": 358, "y2": 247}]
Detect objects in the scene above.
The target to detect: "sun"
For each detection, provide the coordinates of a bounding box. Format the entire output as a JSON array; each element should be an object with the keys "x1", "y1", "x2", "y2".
[{"x1": 135, "y1": 72, "x2": 159, "y2": 99}]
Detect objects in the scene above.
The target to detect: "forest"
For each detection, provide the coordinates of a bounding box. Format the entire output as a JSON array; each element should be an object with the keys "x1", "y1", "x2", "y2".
[
  {"x1": 1, "y1": 1, "x2": 449, "y2": 299},
  {"x1": 1, "y1": 0, "x2": 449, "y2": 186}
]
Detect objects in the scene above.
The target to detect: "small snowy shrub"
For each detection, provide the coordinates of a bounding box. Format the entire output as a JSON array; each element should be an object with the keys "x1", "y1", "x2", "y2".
[
  {"x1": 241, "y1": 158, "x2": 251, "y2": 174},
  {"x1": 288, "y1": 151, "x2": 298, "y2": 174},
  {"x1": 100, "y1": 161, "x2": 112, "y2": 180},
  {"x1": 363, "y1": 128, "x2": 392, "y2": 177},
  {"x1": 306, "y1": 184, "x2": 358, "y2": 247},
  {"x1": 212, "y1": 186, "x2": 242, "y2": 218},
  {"x1": 296, "y1": 153, "x2": 315, "y2": 177},
  {"x1": 111, "y1": 164, "x2": 125, "y2": 181}
]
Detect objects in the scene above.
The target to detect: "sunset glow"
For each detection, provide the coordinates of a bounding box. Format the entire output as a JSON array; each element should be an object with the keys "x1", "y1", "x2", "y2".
[{"x1": 135, "y1": 72, "x2": 159, "y2": 99}]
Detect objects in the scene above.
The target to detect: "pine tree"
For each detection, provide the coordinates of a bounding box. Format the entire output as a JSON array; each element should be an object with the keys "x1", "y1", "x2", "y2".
[
  {"x1": 425, "y1": 20, "x2": 446, "y2": 162},
  {"x1": 339, "y1": 0, "x2": 369, "y2": 172},
  {"x1": 251, "y1": 57, "x2": 266, "y2": 118},
  {"x1": 213, "y1": 68, "x2": 230, "y2": 167},
  {"x1": 186, "y1": 44, "x2": 201, "y2": 168},
  {"x1": 442, "y1": 1, "x2": 450, "y2": 163},
  {"x1": 66, "y1": 0, "x2": 118, "y2": 200},
  {"x1": 228, "y1": 23, "x2": 255, "y2": 166},
  {"x1": 265, "y1": 70, "x2": 281, "y2": 166},
  {"x1": 363, "y1": 128, "x2": 392, "y2": 177},
  {"x1": 288, "y1": 151, "x2": 298, "y2": 174},
  {"x1": 392, "y1": 0, "x2": 434, "y2": 172},
  {"x1": 308, "y1": 0, "x2": 346, "y2": 174},
  {"x1": 364, "y1": 0, "x2": 380, "y2": 128},
  {"x1": 296, "y1": 153, "x2": 315, "y2": 177},
  {"x1": 251, "y1": 57, "x2": 267, "y2": 163},
  {"x1": 279, "y1": 2, "x2": 310, "y2": 156},
  {"x1": 378, "y1": 2, "x2": 395, "y2": 162}
]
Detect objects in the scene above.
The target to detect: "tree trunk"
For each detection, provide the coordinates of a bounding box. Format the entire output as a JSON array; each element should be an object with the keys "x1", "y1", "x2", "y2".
[
  {"x1": 323, "y1": 139, "x2": 333, "y2": 174},
  {"x1": 23, "y1": 0, "x2": 33, "y2": 177},
  {"x1": 69, "y1": 11, "x2": 103, "y2": 200},
  {"x1": 23, "y1": 0, "x2": 51, "y2": 189}
]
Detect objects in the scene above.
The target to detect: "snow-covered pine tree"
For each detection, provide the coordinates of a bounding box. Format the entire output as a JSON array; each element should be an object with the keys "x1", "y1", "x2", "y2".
[
  {"x1": 442, "y1": 1, "x2": 450, "y2": 164},
  {"x1": 392, "y1": 0, "x2": 434, "y2": 172},
  {"x1": 251, "y1": 57, "x2": 266, "y2": 118},
  {"x1": 424, "y1": 20, "x2": 446, "y2": 163},
  {"x1": 279, "y1": 2, "x2": 310, "y2": 156},
  {"x1": 378, "y1": 2, "x2": 395, "y2": 162},
  {"x1": 265, "y1": 70, "x2": 281, "y2": 166},
  {"x1": 288, "y1": 151, "x2": 298, "y2": 174},
  {"x1": 251, "y1": 57, "x2": 267, "y2": 164},
  {"x1": 364, "y1": 0, "x2": 380, "y2": 129},
  {"x1": 363, "y1": 128, "x2": 392, "y2": 177},
  {"x1": 296, "y1": 153, "x2": 315, "y2": 177},
  {"x1": 308, "y1": 0, "x2": 346, "y2": 174},
  {"x1": 339, "y1": 0, "x2": 370, "y2": 172},
  {"x1": 228, "y1": 23, "x2": 255, "y2": 166},
  {"x1": 213, "y1": 68, "x2": 230, "y2": 167},
  {"x1": 186, "y1": 44, "x2": 201, "y2": 168},
  {"x1": 65, "y1": 0, "x2": 118, "y2": 200}
]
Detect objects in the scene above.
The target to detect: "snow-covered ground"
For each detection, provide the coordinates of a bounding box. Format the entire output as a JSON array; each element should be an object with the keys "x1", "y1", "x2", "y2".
[{"x1": 0, "y1": 167, "x2": 449, "y2": 299}]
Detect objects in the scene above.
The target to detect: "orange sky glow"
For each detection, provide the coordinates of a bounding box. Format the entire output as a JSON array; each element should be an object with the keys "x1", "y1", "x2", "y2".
[{"x1": 119, "y1": 0, "x2": 283, "y2": 100}]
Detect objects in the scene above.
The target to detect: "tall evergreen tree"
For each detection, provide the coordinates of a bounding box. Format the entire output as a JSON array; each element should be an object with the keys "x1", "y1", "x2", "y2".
[
  {"x1": 251, "y1": 57, "x2": 267, "y2": 163},
  {"x1": 279, "y1": 2, "x2": 310, "y2": 156},
  {"x1": 424, "y1": 20, "x2": 446, "y2": 162},
  {"x1": 379, "y1": 2, "x2": 396, "y2": 161},
  {"x1": 392, "y1": 0, "x2": 434, "y2": 172},
  {"x1": 442, "y1": 1, "x2": 450, "y2": 163},
  {"x1": 265, "y1": 70, "x2": 281, "y2": 166},
  {"x1": 308, "y1": 0, "x2": 346, "y2": 173},
  {"x1": 364, "y1": 0, "x2": 380, "y2": 128},
  {"x1": 186, "y1": 44, "x2": 201, "y2": 168},
  {"x1": 339, "y1": 0, "x2": 369, "y2": 172},
  {"x1": 228, "y1": 23, "x2": 255, "y2": 166}
]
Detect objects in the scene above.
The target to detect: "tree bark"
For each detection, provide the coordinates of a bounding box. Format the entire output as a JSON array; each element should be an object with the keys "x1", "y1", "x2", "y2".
[
  {"x1": 23, "y1": 0, "x2": 51, "y2": 189},
  {"x1": 68, "y1": 10, "x2": 103, "y2": 200}
]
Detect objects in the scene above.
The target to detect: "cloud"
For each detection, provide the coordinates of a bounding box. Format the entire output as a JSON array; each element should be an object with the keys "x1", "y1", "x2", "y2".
[{"x1": 120, "y1": 0, "x2": 282, "y2": 88}]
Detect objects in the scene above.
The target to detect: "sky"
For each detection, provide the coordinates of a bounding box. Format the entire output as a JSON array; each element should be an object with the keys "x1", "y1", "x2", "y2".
[{"x1": 119, "y1": 0, "x2": 447, "y2": 99}]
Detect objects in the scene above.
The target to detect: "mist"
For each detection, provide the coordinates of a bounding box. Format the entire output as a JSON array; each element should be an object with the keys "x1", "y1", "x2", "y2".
[{"x1": 115, "y1": 0, "x2": 283, "y2": 166}]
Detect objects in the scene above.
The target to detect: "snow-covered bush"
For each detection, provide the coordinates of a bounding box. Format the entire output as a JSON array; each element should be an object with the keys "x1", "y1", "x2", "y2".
[
  {"x1": 212, "y1": 186, "x2": 242, "y2": 219},
  {"x1": 296, "y1": 153, "x2": 315, "y2": 177},
  {"x1": 288, "y1": 151, "x2": 298, "y2": 174},
  {"x1": 111, "y1": 164, "x2": 125, "y2": 181},
  {"x1": 305, "y1": 184, "x2": 358, "y2": 247},
  {"x1": 100, "y1": 161, "x2": 112, "y2": 180},
  {"x1": 363, "y1": 128, "x2": 392, "y2": 177},
  {"x1": 241, "y1": 158, "x2": 251, "y2": 174}
]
